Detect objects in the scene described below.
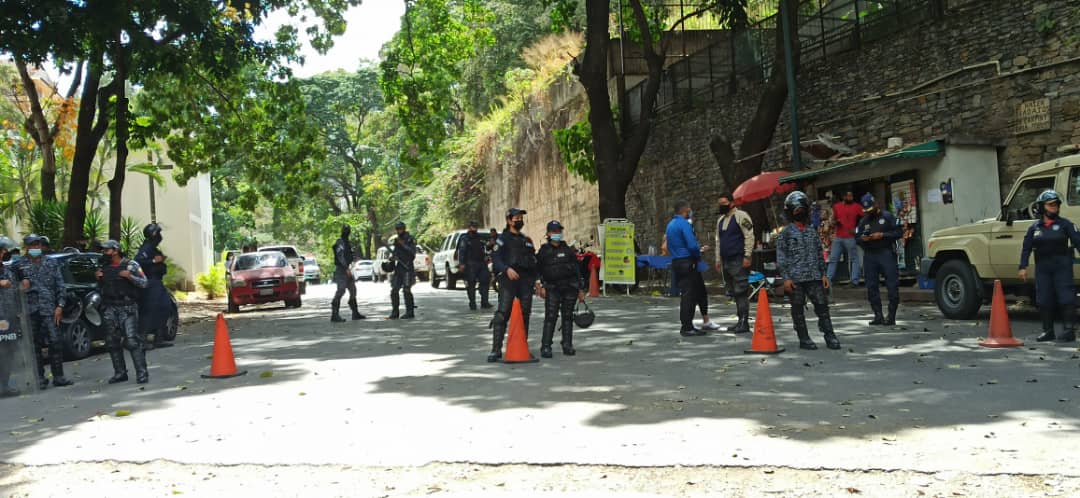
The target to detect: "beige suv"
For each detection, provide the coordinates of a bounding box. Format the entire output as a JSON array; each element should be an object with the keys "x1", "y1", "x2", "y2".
[{"x1": 922, "y1": 146, "x2": 1080, "y2": 318}]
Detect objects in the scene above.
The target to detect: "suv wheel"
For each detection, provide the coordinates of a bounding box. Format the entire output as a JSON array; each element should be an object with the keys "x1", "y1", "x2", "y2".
[
  {"x1": 63, "y1": 319, "x2": 92, "y2": 361},
  {"x1": 446, "y1": 264, "x2": 458, "y2": 290},
  {"x1": 934, "y1": 259, "x2": 981, "y2": 319}
]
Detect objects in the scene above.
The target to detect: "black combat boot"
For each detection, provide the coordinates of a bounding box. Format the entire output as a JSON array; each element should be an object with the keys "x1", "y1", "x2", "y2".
[
  {"x1": 733, "y1": 296, "x2": 751, "y2": 334},
  {"x1": 35, "y1": 358, "x2": 48, "y2": 390},
  {"x1": 388, "y1": 293, "x2": 400, "y2": 319},
  {"x1": 487, "y1": 329, "x2": 504, "y2": 363},
  {"x1": 330, "y1": 313, "x2": 346, "y2": 323},
  {"x1": 350, "y1": 302, "x2": 365, "y2": 320},
  {"x1": 1036, "y1": 306, "x2": 1056, "y2": 342},
  {"x1": 401, "y1": 292, "x2": 415, "y2": 319},
  {"x1": 131, "y1": 348, "x2": 149, "y2": 384},
  {"x1": 883, "y1": 302, "x2": 898, "y2": 326},
  {"x1": 108, "y1": 350, "x2": 129, "y2": 384},
  {"x1": 561, "y1": 321, "x2": 576, "y2": 356},
  {"x1": 869, "y1": 305, "x2": 885, "y2": 326},
  {"x1": 49, "y1": 353, "x2": 73, "y2": 387},
  {"x1": 1057, "y1": 305, "x2": 1076, "y2": 343},
  {"x1": 481, "y1": 296, "x2": 492, "y2": 309},
  {"x1": 795, "y1": 323, "x2": 817, "y2": 350},
  {"x1": 540, "y1": 309, "x2": 556, "y2": 358}
]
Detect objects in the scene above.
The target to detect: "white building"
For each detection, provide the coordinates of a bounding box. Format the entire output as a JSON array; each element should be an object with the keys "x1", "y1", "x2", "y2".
[{"x1": 120, "y1": 159, "x2": 214, "y2": 291}]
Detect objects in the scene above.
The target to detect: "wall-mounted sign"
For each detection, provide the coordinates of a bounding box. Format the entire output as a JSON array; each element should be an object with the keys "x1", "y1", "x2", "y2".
[{"x1": 1015, "y1": 98, "x2": 1051, "y2": 135}]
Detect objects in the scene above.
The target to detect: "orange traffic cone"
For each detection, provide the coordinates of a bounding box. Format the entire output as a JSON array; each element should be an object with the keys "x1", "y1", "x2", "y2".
[
  {"x1": 745, "y1": 291, "x2": 785, "y2": 354},
  {"x1": 588, "y1": 264, "x2": 601, "y2": 298},
  {"x1": 980, "y1": 279, "x2": 1023, "y2": 348},
  {"x1": 201, "y1": 313, "x2": 248, "y2": 378},
  {"x1": 503, "y1": 298, "x2": 539, "y2": 363}
]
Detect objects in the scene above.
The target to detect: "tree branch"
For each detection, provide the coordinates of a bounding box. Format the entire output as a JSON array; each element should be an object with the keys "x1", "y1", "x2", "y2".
[{"x1": 14, "y1": 59, "x2": 49, "y2": 145}]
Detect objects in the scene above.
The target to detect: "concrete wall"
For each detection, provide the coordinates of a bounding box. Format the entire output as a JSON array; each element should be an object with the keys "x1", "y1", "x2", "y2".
[{"x1": 481, "y1": 73, "x2": 601, "y2": 249}]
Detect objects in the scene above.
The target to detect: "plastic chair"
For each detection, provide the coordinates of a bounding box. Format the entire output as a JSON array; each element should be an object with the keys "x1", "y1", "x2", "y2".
[{"x1": 748, "y1": 271, "x2": 775, "y2": 301}]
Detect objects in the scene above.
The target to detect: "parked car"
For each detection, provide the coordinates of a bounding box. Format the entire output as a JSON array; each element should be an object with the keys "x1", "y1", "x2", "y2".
[
  {"x1": 258, "y1": 245, "x2": 306, "y2": 295},
  {"x1": 28, "y1": 252, "x2": 179, "y2": 361},
  {"x1": 303, "y1": 257, "x2": 321, "y2": 284},
  {"x1": 414, "y1": 244, "x2": 431, "y2": 281},
  {"x1": 923, "y1": 144, "x2": 1080, "y2": 318},
  {"x1": 372, "y1": 246, "x2": 393, "y2": 282},
  {"x1": 352, "y1": 260, "x2": 375, "y2": 281},
  {"x1": 226, "y1": 251, "x2": 302, "y2": 313},
  {"x1": 431, "y1": 230, "x2": 471, "y2": 289}
]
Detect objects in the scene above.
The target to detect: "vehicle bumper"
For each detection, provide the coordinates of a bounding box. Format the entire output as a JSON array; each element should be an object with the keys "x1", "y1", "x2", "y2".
[
  {"x1": 920, "y1": 258, "x2": 933, "y2": 278},
  {"x1": 231, "y1": 282, "x2": 301, "y2": 305}
]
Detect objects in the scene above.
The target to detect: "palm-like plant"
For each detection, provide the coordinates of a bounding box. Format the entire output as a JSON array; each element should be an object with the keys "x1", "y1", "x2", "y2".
[
  {"x1": 120, "y1": 216, "x2": 144, "y2": 254},
  {"x1": 83, "y1": 209, "x2": 106, "y2": 242},
  {"x1": 26, "y1": 200, "x2": 65, "y2": 242}
]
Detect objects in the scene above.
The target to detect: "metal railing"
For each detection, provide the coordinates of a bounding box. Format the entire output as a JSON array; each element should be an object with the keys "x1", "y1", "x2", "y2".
[{"x1": 625, "y1": 0, "x2": 964, "y2": 123}]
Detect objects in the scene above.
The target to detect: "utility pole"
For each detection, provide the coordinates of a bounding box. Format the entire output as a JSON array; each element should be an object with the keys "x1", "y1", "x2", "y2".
[{"x1": 780, "y1": 0, "x2": 803, "y2": 171}]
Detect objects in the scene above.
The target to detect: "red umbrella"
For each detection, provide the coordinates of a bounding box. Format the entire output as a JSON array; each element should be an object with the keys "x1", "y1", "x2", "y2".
[{"x1": 733, "y1": 171, "x2": 794, "y2": 205}]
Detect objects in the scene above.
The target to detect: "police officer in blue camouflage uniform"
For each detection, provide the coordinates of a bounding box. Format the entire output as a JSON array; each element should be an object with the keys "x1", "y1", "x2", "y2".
[
  {"x1": 388, "y1": 222, "x2": 418, "y2": 320},
  {"x1": 1019, "y1": 190, "x2": 1080, "y2": 342},
  {"x1": 0, "y1": 236, "x2": 21, "y2": 396},
  {"x1": 855, "y1": 193, "x2": 903, "y2": 326},
  {"x1": 135, "y1": 223, "x2": 175, "y2": 348},
  {"x1": 777, "y1": 192, "x2": 840, "y2": 350},
  {"x1": 535, "y1": 220, "x2": 584, "y2": 358},
  {"x1": 96, "y1": 240, "x2": 151, "y2": 384},
  {"x1": 487, "y1": 208, "x2": 538, "y2": 362},
  {"x1": 13, "y1": 234, "x2": 73, "y2": 388}
]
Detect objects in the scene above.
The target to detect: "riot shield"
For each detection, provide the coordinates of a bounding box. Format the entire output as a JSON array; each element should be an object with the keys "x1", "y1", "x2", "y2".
[{"x1": 0, "y1": 286, "x2": 40, "y2": 398}]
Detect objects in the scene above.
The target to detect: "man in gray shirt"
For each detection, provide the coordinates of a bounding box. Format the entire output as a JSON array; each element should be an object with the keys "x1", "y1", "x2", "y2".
[{"x1": 776, "y1": 191, "x2": 840, "y2": 351}]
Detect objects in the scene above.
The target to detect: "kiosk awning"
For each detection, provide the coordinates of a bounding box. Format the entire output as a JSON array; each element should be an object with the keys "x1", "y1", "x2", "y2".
[{"x1": 779, "y1": 140, "x2": 943, "y2": 184}]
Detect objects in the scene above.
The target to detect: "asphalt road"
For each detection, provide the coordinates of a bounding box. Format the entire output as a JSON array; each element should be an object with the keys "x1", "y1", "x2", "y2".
[{"x1": 2, "y1": 280, "x2": 1080, "y2": 496}]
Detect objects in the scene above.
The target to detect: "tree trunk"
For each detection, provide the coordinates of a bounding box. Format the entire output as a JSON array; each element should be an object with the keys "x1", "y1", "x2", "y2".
[
  {"x1": 108, "y1": 43, "x2": 129, "y2": 242},
  {"x1": 578, "y1": 0, "x2": 668, "y2": 221},
  {"x1": 64, "y1": 52, "x2": 114, "y2": 247},
  {"x1": 365, "y1": 206, "x2": 379, "y2": 260},
  {"x1": 15, "y1": 60, "x2": 58, "y2": 202},
  {"x1": 708, "y1": 0, "x2": 802, "y2": 237}
]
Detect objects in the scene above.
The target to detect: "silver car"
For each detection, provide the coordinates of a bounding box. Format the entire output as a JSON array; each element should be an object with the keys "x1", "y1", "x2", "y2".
[{"x1": 352, "y1": 260, "x2": 375, "y2": 281}]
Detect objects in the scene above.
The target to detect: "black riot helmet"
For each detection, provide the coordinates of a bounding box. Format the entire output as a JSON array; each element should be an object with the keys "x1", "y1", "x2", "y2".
[
  {"x1": 341, "y1": 224, "x2": 351, "y2": 239},
  {"x1": 784, "y1": 191, "x2": 811, "y2": 215},
  {"x1": 1034, "y1": 190, "x2": 1062, "y2": 217},
  {"x1": 143, "y1": 223, "x2": 162, "y2": 241}
]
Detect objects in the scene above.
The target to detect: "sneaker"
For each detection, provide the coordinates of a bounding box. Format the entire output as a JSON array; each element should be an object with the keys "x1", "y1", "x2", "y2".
[{"x1": 701, "y1": 321, "x2": 721, "y2": 331}]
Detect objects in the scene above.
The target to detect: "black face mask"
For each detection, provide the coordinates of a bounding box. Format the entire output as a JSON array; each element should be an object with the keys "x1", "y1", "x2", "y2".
[
  {"x1": 513, "y1": 220, "x2": 524, "y2": 231},
  {"x1": 717, "y1": 205, "x2": 731, "y2": 215},
  {"x1": 1047, "y1": 210, "x2": 1060, "y2": 220},
  {"x1": 792, "y1": 211, "x2": 809, "y2": 223},
  {"x1": 843, "y1": 199, "x2": 853, "y2": 204}
]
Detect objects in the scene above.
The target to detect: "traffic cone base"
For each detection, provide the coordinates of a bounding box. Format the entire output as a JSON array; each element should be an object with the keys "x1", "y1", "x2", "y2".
[
  {"x1": 203, "y1": 313, "x2": 249, "y2": 378},
  {"x1": 745, "y1": 291, "x2": 785, "y2": 354},
  {"x1": 503, "y1": 298, "x2": 539, "y2": 364},
  {"x1": 979, "y1": 279, "x2": 1024, "y2": 348}
]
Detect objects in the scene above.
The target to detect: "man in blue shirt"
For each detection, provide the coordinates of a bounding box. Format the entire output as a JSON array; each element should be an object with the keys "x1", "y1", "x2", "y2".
[{"x1": 665, "y1": 200, "x2": 711, "y2": 336}]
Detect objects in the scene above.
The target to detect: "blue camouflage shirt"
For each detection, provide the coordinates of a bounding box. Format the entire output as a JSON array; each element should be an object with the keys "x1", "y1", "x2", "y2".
[
  {"x1": 776, "y1": 223, "x2": 827, "y2": 283},
  {"x1": 13, "y1": 256, "x2": 66, "y2": 314}
]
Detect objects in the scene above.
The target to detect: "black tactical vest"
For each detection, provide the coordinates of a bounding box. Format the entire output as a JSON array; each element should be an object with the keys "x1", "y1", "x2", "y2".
[
  {"x1": 539, "y1": 243, "x2": 579, "y2": 283},
  {"x1": 463, "y1": 233, "x2": 487, "y2": 263},
  {"x1": 504, "y1": 232, "x2": 537, "y2": 272},
  {"x1": 101, "y1": 261, "x2": 140, "y2": 305}
]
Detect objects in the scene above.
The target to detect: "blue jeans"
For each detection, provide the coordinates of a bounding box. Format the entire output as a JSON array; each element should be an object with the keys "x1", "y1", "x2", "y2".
[{"x1": 827, "y1": 237, "x2": 861, "y2": 284}]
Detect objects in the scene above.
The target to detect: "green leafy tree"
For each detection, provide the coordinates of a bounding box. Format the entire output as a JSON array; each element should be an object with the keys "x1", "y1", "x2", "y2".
[
  {"x1": 545, "y1": 0, "x2": 749, "y2": 219},
  {"x1": 378, "y1": 0, "x2": 495, "y2": 176},
  {"x1": 0, "y1": 0, "x2": 361, "y2": 246}
]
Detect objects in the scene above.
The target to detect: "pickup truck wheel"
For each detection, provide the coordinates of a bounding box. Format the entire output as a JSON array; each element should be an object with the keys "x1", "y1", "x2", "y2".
[
  {"x1": 430, "y1": 267, "x2": 440, "y2": 288},
  {"x1": 934, "y1": 260, "x2": 981, "y2": 319},
  {"x1": 446, "y1": 264, "x2": 458, "y2": 290}
]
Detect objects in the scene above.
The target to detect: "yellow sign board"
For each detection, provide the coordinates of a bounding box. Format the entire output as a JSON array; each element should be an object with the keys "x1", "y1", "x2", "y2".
[{"x1": 602, "y1": 221, "x2": 636, "y2": 285}]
